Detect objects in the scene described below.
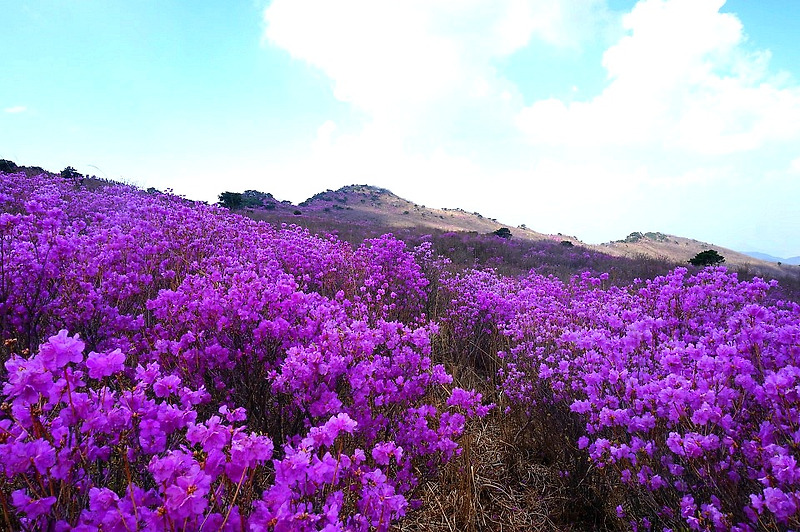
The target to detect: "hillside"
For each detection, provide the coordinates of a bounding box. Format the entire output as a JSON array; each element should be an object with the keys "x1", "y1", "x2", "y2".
[
  {"x1": 227, "y1": 185, "x2": 800, "y2": 293},
  {"x1": 238, "y1": 184, "x2": 554, "y2": 243},
  {"x1": 9, "y1": 159, "x2": 790, "y2": 278},
  {"x1": 594, "y1": 231, "x2": 796, "y2": 280},
  {"x1": 3, "y1": 170, "x2": 800, "y2": 530}
]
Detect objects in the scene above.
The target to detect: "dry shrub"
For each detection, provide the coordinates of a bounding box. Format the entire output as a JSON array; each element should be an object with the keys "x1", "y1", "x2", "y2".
[{"x1": 398, "y1": 357, "x2": 622, "y2": 531}]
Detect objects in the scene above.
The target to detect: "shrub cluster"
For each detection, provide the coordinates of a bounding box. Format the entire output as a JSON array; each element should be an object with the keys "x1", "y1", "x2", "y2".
[
  {"x1": 0, "y1": 172, "x2": 490, "y2": 530},
  {"x1": 450, "y1": 266, "x2": 799, "y2": 530},
  {"x1": 1, "y1": 171, "x2": 798, "y2": 531}
]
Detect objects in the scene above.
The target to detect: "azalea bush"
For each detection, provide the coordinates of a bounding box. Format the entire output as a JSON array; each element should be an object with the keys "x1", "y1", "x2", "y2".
[
  {"x1": 1, "y1": 170, "x2": 797, "y2": 530},
  {"x1": 0, "y1": 172, "x2": 490, "y2": 530},
  {"x1": 492, "y1": 268, "x2": 800, "y2": 530}
]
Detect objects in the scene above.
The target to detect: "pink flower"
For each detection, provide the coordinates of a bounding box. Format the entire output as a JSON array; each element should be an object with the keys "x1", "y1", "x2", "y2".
[
  {"x1": 138, "y1": 418, "x2": 166, "y2": 454},
  {"x1": 86, "y1": 349, "x2": 126, "y2": 379},
  {"x1": 153, "y1": 374, "x2": 182, "y2": 398},
  {"x1": 11, "y1": 489, "x2": 57, "y2": 520},
  {"x1": 762, "y1": 487, "x2": 797, "y2": 522},
  {"x1": 38, "y1": 330, "x2": 84, "y2": 371},
  {"x1": 371, "y1": 442, "x2": 403, "y2": 466},
  {"x1": 165, "y1": 464, "x2": 211, "y2": 519}
]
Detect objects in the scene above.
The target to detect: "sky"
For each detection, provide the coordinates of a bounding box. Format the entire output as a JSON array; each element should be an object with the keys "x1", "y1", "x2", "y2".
[{"x1": 2, "y1": 0, "x2": 800, "y2": 258}]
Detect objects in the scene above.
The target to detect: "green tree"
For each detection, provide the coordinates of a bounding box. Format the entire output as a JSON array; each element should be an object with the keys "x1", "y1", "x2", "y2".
[
  {"x1": 689, "y1": 249, "x2": 725, "y2": 267},
  {"x1": 0, "y1": 159, "x2": 17, "y2": 173},
  {"x1": 60, "y1": 166, "x2": 83, "y2": 180},
  {"x1": 241, "y1": 190, "x2": 274, "y2": 208},
  {"x1": 218, "y1": 192, "x2": 243, "y2": 209}
]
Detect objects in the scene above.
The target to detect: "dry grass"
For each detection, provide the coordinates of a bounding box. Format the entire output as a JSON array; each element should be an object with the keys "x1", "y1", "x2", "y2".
[
  {"x1": 395, "y1": 351, "x2": 619, "y2": 532},
  {"x1": 241, "y1": 185, "x2": 551, "y2": 244},
  {"x1": 594, "y1": 234, "x2": 786, "y2": 279},
  {"x1": 395, "y1": 414, "x2": 571, "y2": 532}
]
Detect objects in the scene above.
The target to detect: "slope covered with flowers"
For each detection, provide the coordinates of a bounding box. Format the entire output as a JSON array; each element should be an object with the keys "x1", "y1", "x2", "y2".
[
  {"x1": 441, "y1": 268, "x2": 800, "y2": 530},
  {"x1": 1, "y1": 171, "x2": 798, "y2": 531},
  {"x1": 0, "y1": 172, "x2": 489, "y2": 530}
]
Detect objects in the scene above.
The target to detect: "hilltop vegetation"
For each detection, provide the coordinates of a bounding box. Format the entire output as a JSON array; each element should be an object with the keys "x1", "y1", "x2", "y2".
[
  {"x1": 222, "y1": 184, "x2": 800, "y2": 298},
  {"x1": 220, "y1": 185, "x2": 678, "y2": 281},
  {"x1": 1, "y1": 171, "x2": 799, "y2": 530}
]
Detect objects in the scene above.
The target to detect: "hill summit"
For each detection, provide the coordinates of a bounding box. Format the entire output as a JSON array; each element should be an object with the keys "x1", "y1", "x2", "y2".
[
  {"x1": 240, "y1": 183, "x2": 554, "y2": 245},
  {"x1": 223, "y1": 183, "x2": 796, "y2": 285}
]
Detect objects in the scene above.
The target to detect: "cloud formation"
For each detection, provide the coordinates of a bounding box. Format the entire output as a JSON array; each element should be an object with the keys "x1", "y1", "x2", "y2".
[
  {"x1": 262, "y1": 0, "x2": 800, "y2": 255},
  {"x1": 518, "y1": 0, "x2": 800, "y2": 155},
  {"x1": 261, "y1": 1, "x2": 612, "y2": 199},
  {"x1": 3, "y1": 106, "x2": 27, "y2": 114},
  {"x1": 263, "y1": 0, "x2": 612, "y2": 138}
]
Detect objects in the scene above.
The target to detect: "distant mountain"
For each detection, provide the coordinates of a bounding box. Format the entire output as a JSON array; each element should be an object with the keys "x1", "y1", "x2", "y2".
[
  {"x1": 742, "y1": 251, "x2": 800, "y2": 265},
  {"x1": 743, "y1": 251, "x2": 783, "y2": 263}
]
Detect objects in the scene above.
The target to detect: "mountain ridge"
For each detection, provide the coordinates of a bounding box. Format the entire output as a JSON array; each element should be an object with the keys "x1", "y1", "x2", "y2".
[
  {"x1": 742, "y1": 251, "x2": 800, "y2": 266},
  {"x1": 3, "y1": 158, "x2": 796, "y2": 282},
  {"x1": 234, "y1": 183, "x2": 797, "y2": 281},
  {"x1": 246, "y1": 183, "x2": 557, "y2": 243}
]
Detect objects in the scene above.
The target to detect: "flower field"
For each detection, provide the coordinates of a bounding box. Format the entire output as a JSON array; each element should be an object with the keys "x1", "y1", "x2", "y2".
[{"x1": 0, "y1": 172, "x2": 797, "y2": 530}]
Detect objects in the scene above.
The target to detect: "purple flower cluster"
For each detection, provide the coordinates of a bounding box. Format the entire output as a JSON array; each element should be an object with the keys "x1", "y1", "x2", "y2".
[
  {"x1": 4, "y1": 170, "x2": 797, "y2": 530},
  {"x1": 0, "y1": 172, "x2": 490, "y2": 529},
  {"x1": 478, "y1": 267, "x2": 800, "y2": 530},
  {"x1": 1, "y1": 329, "x2": 255, "y2": 529}
]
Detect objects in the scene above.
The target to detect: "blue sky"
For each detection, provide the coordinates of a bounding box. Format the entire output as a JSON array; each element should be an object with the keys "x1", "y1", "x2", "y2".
[{"x1": 2, "y1": 0, "x2": 799, "y2": 257}]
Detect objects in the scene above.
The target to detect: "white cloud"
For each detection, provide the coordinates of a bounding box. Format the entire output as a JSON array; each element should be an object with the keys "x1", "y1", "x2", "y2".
[
  {"x1": 510, "y1": 0, "x2": 800, "y2": 255},
  {"x1": 261, "y1": 0, "x2": 617, "y2": 187},
  {"x1": 260, "y1": 0, "x2": 800, "y2": 255},
  {"x1": 3, "y1": 106, "x2": 27, "y2": 114},
  {"x1": 260, "y1": 0, "x2": 616, "y2": 205},
  {"x1": 263, "y1": 0, "x2": 609, "y2": 120},
  {"x1": 264, "y1": 1, "x2": 457, "y2": 118},
  {"x1": 517, "y1": 0, "x2": 800, "y2": 155}
]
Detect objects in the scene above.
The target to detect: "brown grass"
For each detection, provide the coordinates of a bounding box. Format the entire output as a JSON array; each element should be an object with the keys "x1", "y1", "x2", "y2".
[{"x1": 396, "y1": 415, "x2": 568, "y2": 532}]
